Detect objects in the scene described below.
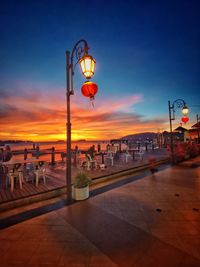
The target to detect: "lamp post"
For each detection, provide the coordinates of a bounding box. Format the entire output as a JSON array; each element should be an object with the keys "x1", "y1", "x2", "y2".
[
  {"x1": 66, "y1": 40, "x2": 96, "y2": 203},
  {"x1": 168, "y1": 99, "x2": 189, "y2": 164}
]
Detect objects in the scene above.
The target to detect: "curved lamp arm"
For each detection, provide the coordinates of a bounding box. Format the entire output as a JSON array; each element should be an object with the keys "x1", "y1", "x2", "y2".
[
  {"x1": 68, "y1": 39, "x2": 89, "y2": 95},
  {"x1": 170, "y1": 99, "x2": 187, "y2": 120},
  {"x1": 171, "y1": 99, "x2": 186, "y2": 111},
  {"x1": 70, "y1": 39, "x2": 89, "y2": 69}
]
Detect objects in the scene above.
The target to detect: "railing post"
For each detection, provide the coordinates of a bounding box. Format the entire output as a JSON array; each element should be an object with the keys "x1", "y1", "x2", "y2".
[
  {"x1": 51, "y1": 146, "x2": 55, "y2": 165},
  {"x1": 24, "y1": 148, "x2": 28, "y2": 160}
]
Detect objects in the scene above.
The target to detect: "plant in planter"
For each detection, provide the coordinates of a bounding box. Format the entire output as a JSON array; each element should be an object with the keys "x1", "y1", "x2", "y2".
[{"x1": 73, "y1": 172, "x2": 91, "y2": 200}]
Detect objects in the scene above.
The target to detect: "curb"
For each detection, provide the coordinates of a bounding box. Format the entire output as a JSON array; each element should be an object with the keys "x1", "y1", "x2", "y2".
[{"x1": 91, "y1": 157, "x2": 169, "y2": 184}]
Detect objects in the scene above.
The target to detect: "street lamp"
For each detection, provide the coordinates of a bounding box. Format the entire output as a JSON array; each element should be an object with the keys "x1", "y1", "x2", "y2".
[
  {"x1": 66, "y1": 39, "x2": 96, "y2": 202},
  {"x1": 168, "y1": 99, "x2": 189, "y2": 164}
]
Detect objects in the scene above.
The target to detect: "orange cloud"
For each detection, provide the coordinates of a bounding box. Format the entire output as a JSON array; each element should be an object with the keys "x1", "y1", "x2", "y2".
[{"x1": 0, "y1": 84, "x2": 168, "y2": 141}]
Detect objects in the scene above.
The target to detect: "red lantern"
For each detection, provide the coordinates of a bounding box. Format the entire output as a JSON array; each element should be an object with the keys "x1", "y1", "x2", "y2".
[
  {"x1": 81, "y1": 81, "x2": 98, "y2": 100},
  {"x1": 181, "y1": 117, "x2": 189, "y2": 123}
]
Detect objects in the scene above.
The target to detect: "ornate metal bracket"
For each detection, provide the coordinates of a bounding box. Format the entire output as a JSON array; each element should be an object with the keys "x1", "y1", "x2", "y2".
[
  {"x1": 170, "y1": 99, "x2": 186, "y2": 120},
  {"x1": 68, "y1": 39, "x2": 89, "y2": 95}
]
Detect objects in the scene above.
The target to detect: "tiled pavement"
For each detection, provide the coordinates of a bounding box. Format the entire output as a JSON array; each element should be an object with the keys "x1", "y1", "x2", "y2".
[{"x1": 0, "y1": 156, "x2": 200, "y2": 267}]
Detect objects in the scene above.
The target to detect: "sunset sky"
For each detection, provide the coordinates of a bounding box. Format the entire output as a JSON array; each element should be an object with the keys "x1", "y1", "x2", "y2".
[{"x1": 0, "y1": 1, "x2": 200, "y2": 141}]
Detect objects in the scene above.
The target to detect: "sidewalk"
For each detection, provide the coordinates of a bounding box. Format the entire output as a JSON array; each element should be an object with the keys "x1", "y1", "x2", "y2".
[{"x1": 0, "y1": 156, "x2": 200, "y2": 266}]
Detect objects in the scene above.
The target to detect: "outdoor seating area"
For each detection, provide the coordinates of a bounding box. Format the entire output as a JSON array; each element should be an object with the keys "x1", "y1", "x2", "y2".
[
  {"x1": 0, "y1": 148, "x2": 169, "y2": 207},
  {"x1": 0, "y1": 158, "x2": 48, "y2": 192},
  {"x1": 78, "y1": 148, "x2": 146, "y2": 171}
]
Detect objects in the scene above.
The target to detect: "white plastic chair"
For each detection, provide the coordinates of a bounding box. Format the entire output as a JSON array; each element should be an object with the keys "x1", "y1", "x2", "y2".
[
  {"x1": 34, "y1": 162, "x2": 46, "y2": 186},
  {"x1": 106, "y1": 152, "x2": 114, "y2": 166},
  {"x1": 124, "y1": 151, "x2": 132, "y2": 163},
  {"x1": 85, "y1": 154, "x2": 97, "y2": 170},
  {"x1": 6, "y1": 164, "x2": 24, "y2": 192},
  {"x1": 26, "y1": 162, "x2": 46, "y2": 186},
  {"x1": 135, "y1": 150, "x2": 144, "y2": 161},
  {"x1": 25, "y1": 163, "x2": 35, "y2": 182}
]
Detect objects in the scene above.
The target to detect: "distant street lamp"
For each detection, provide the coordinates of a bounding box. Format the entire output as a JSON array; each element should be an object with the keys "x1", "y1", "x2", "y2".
[
  {"x1": 168, "y1": 99, "x2": 189, "y2": 164},
  {"x1": 66, "y1": 40, "x2": 96, "y2": 202}
]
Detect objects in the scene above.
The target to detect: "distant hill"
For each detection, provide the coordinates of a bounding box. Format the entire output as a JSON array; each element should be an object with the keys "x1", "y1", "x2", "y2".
[
  {"x1": 0, "y1": 140, "x2": 32, "y2": 145},
  {"x1": 121, "y1": 132, "x2": 157, "y2": 141}
]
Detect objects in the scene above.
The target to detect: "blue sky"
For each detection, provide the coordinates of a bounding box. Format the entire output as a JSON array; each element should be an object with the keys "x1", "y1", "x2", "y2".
[{"x1": 0, "y1": 0, "x2": 199, "y2": 140}]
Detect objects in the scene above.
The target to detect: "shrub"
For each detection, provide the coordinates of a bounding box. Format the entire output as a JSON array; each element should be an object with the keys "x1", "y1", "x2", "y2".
[{"x1": 73, "y1": 172, "x2": 91, "y2": 188}]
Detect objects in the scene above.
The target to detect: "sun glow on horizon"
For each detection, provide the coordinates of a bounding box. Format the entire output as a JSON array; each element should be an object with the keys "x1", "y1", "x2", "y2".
[{"x1": 0, "y1": 84, "x2": 178, "y2": 142}]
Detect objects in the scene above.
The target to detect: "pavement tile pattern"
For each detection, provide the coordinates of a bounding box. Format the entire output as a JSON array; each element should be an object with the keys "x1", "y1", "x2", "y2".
[{"x1": 0, "y1": 156, "x2": 200, "y2": 267}]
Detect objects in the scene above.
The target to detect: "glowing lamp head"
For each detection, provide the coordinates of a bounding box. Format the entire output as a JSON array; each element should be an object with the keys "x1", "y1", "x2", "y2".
[
  {"x1": 79, "y1": 54, "x2": 96, "y2": 79},
  {"x1": 181, "y1": 117, "x2": 189, "y2": 123},
  {"x1": 182, "y1": 105, "x2": 189, "y2": 116}
]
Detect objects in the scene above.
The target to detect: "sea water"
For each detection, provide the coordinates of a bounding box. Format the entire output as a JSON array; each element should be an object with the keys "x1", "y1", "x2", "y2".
[{"x1": 7, "y1": 141, "x2": 113, "y2": 162}]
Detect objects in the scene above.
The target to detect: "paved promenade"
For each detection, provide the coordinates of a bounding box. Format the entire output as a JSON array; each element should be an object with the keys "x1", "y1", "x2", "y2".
[{"x1": 0, "y1": 156, "x2": 200, "y2": 266}]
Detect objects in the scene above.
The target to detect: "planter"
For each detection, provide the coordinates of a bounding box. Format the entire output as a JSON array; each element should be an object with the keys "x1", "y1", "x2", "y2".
[{"x1": 72, "y1": 185, "x2": 89, "y2": 201}]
